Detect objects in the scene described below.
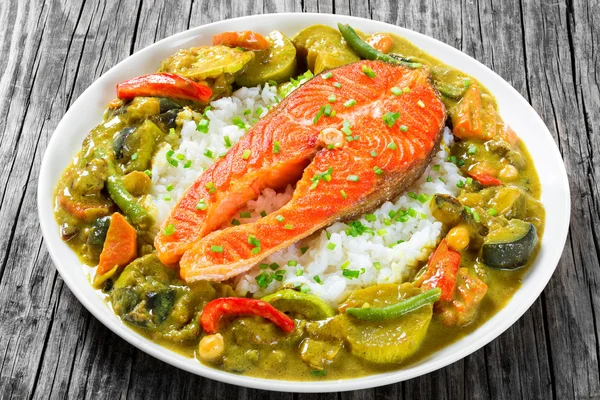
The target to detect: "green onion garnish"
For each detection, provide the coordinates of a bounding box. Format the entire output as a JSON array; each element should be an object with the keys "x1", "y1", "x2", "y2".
[
  {"x1": 232, "y1": 116, "x2": 246, "y2": 130},
  {"x1": 273, "y1": 140, "x2": 281, "y2": 154},
  {"x1": 402, "y1": 87, "x2": 410, "y2": 93},
  {"x1": 205, "y1": 181, "x2": 215, "y2": 194},
  {"x1": 284, "y1": 224, "x2": 293, "y2": 230},
  {"x1": 383, "y1": 112, "x2": 400, "y2": 127},
  {"x1": 333, "y1": 82, "x2": 342, "y2": 88},
  {"x1": 347, "y1": 175, "x2": 359, "y2": 182},
  {"x1": 231, "y1": 219, "x2": 241, "y2": 226},
  {"x1": 365, "y1": 214, "x2": 377, "y2": 222},
  {"x1": 224, "y1": 136, "x2": 232, "y2": 148},
  {"x1": 391, "y1": 87, "x2": 402, "y2": 96},
  {"x1": 301, "y1": 247, "x2": 309, "y2": 254},
  {"x1": 340, "y1": 189, "x2": 347, "y2": 199},
  {"x1": 204, "y1": 149, "x2": 214, "y2": 159},
  {"x1": 327, "y1": 242, "x2": 336, "y2": 250},
  {"x1": 468, "y1": 145, "x2": 477, "y2": 155},
  {"x1": 242, "y1": 149, "x2": 251, "y2": 160},
  {"x1": 197, "y1": 119, "x2": 209, "y2": 133},
  {"x1": 487, "y1": 208, "x2": 498, "y2": 216},
  {"x1": 260, "y1": 210, "x2": 267, "y2": 218},
  {"x1": 196, "y1": 199, "x2": 208, "y2": 210},
  {"x1": 183, "y1": 160, "x2": 192, "y2": 168},
  {"x1": 399, "y1": 125, "x2": 408, "y2": 132},
  {"x1": 343, "y1": 269, "x2": 360, "y2": 279},
  {"x1": 163, "y1": 224, "x2": 175, "y2": 236},
  {"x1": 314, "y1": 275, "x2": 323, "y2": 284},
  {"x1": 211, "y1": 245, "x2": 223, "y2": 253},
  {"x1": 361, "y1": 64, "x2": 376, "y2": 78},
  {"x1": 344, "y1": 99, "x2": 357, "y2": 108},
  {"x1": 322, "y1": 72, "x2": 333, "y2": 79},
  {"x1": 275, "y1": 215, "x2": 285, "y2": 222},
  {"x1": 417, "y1": 100, "x2": 425, "y2": 108},
  {"x1": 240, "y1": 211, "x2": 252, "y2": 218},
  {"x1": 328, "y1": 94, "x2": 337, "y2": 103},
  {"x1": 370, "y1": 150, "x2": 378, "y2": 157},
  {"x1": 288, "y1": 260, "x2": 298, "y2": 267},
  {"x1": 373, "y1": 262, "x2": 382, "y2": 270},
  {"x1": 387, "y1": 142, "x2": 398, "y2": 150},
  {"x1": 373, "y1": 166, "x2": 383, "y2": 175}
]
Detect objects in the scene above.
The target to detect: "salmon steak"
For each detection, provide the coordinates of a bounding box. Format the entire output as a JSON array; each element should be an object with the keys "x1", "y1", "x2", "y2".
[{"x1": 154, "y1": 60, "x2": 447, "y2": 281}]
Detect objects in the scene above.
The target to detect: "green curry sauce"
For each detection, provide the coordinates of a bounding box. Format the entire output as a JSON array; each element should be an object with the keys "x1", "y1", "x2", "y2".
[{"x1": 53, "y1": 25, "x2": 545, "y2": 381}]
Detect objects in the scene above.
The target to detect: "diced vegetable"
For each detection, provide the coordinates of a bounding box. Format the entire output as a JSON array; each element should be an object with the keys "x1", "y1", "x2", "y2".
[
  {"x1": 87, "y1": 216, "x2": 111, "y2": 247},
  {"x1": 481, "y1": 219, "x2": 538, "y2": 269},
  {"x1": 436, "y1": 268, "x2": 488, "y2": 327},
  {"x1": 488, "y1": 186, "x2": 527, "y2": 219},
  {"x1": 345, "y1": 288, "x2": 441, "y2": 321},
  {"x1": 338, "y1": 283, "x2": 433, "y2": 363},
  {"x1": 292, "y1": 24, "x2": 359, "y2": 74},
  {"x1": 414, "y1": 239, "x2": 461, "y2": 301},
  {"x1": 97, "y1": 213, "x2": 137, "y2": 275},
  {"x1": 299, "y1": 338, "x2": 342, "y2": 370},
  {"x1": 213, "y1": 31, "x2": 270, "y2": 51},
  {"x1": 366, "y1": 33, "x2": 394, "y2": 54},
  {"x1": 200, "y1": 298, "x2": 295, "y2": 334},
  {"x1": 235, "y1": 31, "x2": 297, "y2": 87},
  {"x1": 57, "y1": 194, "x2": 111, "y2": 222},
  {"x1": 116, "y1": 73, "x2": 212, "y2": 102},
  {"x1": 261, "y1": 289, "x2": 335, "y2": 320},
  {"x1": 105, "y1": 167, "x2": 154, "y2": 229}
]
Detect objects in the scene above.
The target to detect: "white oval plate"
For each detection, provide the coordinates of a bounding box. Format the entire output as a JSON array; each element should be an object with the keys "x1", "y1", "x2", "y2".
[{"x1": 38, "y1": 13, "x2": 570, "y2": 393}]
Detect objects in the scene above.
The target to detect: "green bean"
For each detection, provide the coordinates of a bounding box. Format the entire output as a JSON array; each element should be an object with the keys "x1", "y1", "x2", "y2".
[
  {"x1": 345, "y1": 288, "x2": 441, "y2": 321},
  {"x1": 106, "y1": 172, "x2": 154, "y2": 229},
  {"x1": 337, "y1": 23, "x2": 421, "y2": 69}
]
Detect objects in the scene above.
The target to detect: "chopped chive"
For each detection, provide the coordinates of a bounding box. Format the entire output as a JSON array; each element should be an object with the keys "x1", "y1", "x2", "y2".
[
  {"x1": 163, "y1": 194, "x2": 171, "y2": 201},
  {"x1": 377, "y1": 228, "x2": 387, "y2": 236},
  {"x1": 205, "y1": 181, "x2": 215, "y2": 194},
  {"x1": 251, "y1": 247, "x2": 261, "y2": 254},
  {"x1": 144, "y1": 169, "x2": 152, "y2": 176},
  {"x1": 326, "y1": 231, "x2": 331, "y2": 240},
  {"x1": 204, "y1": 149, "x2": 214, "y2": 159},
  {"x1": 275, "y1": 215, "x2": 285, "y2": 222},
  {"x1": 417, "y1": 100, "x2": 425, "y2": 108},
  {"x1": 273, "y1": 140, "x2": 281, "y2": 154},
  {"x1": 343, "y1": 269, "x2": 360, "y2": 279},
  {"x1": 383, "y1": 112, "x2": 400, "y2": 127},
  {"x1": 387, "y1": 141, "x2": 398, "y2": 150},
  {"x1": 255, "y1": 272, "x2": 271, "y2": 288},
  {"x1": 341, "y1": 119, "x2": 352, "y2": 135},
  {"x1": 399, "y1": 125, "x2": 408, "y2": 132},
  {"x1": 323, "y1": 104, "x2": 332, "y2": 116},
  {"x1": 301, "y1": 246, "x2": 309, "y2": 254},
  {"x1": 365, "y1": 214, "x2": 377, "y2": 222},
  {"x1": 242, "y1": 149, "x2": 251, "y2": 160},
  {"x1": 402, "y1": 87, "x2": 410, "y2": 93},
  {"x1": 344, "y1": 99, "x2": 357, "y2": 108},
  {"x1": 314, "y1": 275, "x2": 323, "y2": 284},
  {"x1": 270, "y1": 263, "x2": 280, "y2": 271},
  {"x1": 333, "y1": 82, "x2": 342, "y2": 88},
  {"x1": 176, "y1": 153, "x2": 185, "y2": 161},
  {"x1": 232, "y1": 116, "x2": 246, "y2": 130},
  {"x1": 417, "y1": 193, "x2": 430, "y2": 204},
  {"x1": 328, "y1": 94, "x2": 337, "y2": 103},
  {"x1": 284, "y1": 224, "x2": 293, "y2": 230},
  {"x1": 373, "y1": 166, "x2": 384, "y2": 175},
  {"x1": 131, "y1": 153, "x2": 138, "y2": 161},
  {"x1": 255, "y1": 107, "x2": 264, "y2": 116},
  {"x1": 466, "y1": 177, "x2": 473, "y2": 185},
  {"x1": 210, "y1": 245, "x2": 223, "y2": 253},
  {"x1": 439, "y1": 177, "x2": 445, "y2": 183},
  {"x1": 197, "y1": 119, "x2": 209, "y2": 133},
  {"x1": 169, "y1": 128, "x2": 176, "y2": 136},
  {"x1": 408, "y1": 192, "x2": 418, "y2": 200},
  {"x1": 224, "y1": 136, "x2": 232, "y2": 148},
  {"x1": 373, "y1": 261, "x2": 382, "y2": 270},
  {"x1": 340, "y1": 189, "x2": 347, "y2": 199},
  {"x1": 168, "y1": 159, "x2": 178, "y2": 167},
  {"x1": 231, "y1": 219, "x2": 241, "y2": 226},
  {"x1": 243, "y1": 109, "x2": 251, "y2": 115},
  {"x1": 196, "y1": 199, "x2": 208, "y2": 210},
  {"x1": 341, "y1": 260, "x2": 351, "y2": 269},
  {"x1": 322, "y1": 72, "x2": 333, "y2": 80},
  {"x1": 370, "y1": 150, "x2": 378, "y2": 157},
  {"x1": 472, "y1": 210, "x2": 481, "y2": 222},
  {"x1": 427, "y1": 175, "x2": 432, "y2": 182},
  {"x1": 260, "y1": 210, "x2": 267, "y2": 218},
  {"x1": 248, "y1": 235, "x2": 261, "y2": 247},
  {"x1": 240, "y1": 211, "x2": 252, "y2": 218},
  {"x1": 296, "y1": 268, "x2": 304, "y2": 276},
  {"x1": 327, "y1": 242, "x2": 337, "y2": 250},
  {"x1": 313, "y1": 106, "x2": 325, "y2": 124},
  {"x1": 391, "y1": 87, "x2": 402, "y2": 96},
  {"x1": 487, "y1": 208, "x2": 498, "y2": 216},
  {"x1": 288, "y1": 260, "x2": 298, "y2": 267},
  {"x1": 468, "y1": 145, "x2": 477, "y2": 155},
  {"x1": 183, "y1": 160, "x2": 192, "y2": 168},
  {"x1": 166, "y1": 184, "x2": 174, "y2": 192},
  {"x1": 464, "y1": 77, "x2": 471, "y2": 87},
  {"x1": 347, "y1": 175, "x2": 359, "y2": 182},
  {"x1": 457, "y1": 159, "x2": 465, "y2": 167},
  {"x1": 361, "y1": 64, "x2": 376, "y2": 78},
  {"x1": 164, "y1": 224, "x2": 175, "y2": 236},
  {"x1": 433, "y1": 165, "x2": 441, "y2": 171},
  {"x1": 259, "y1": 263, "x2": 269, "y2": 270},
  {"x1": 456, "y1": 180, "x2": 465, "y2": 188}
]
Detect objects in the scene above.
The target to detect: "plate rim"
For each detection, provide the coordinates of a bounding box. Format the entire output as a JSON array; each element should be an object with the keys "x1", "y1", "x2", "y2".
[{"x1": 37, "y1": 12, "x2": 571, "y2": 393}]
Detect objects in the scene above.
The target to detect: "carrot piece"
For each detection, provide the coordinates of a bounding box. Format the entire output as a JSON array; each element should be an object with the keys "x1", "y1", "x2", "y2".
[
  {"x1": 58, "y1": 194, "x2": 111, "y2": 222},
  {"x1": 366, "y1": 33, "x2": 394, "y2": 54},
  {"x1": 436, "y1": 268, "x2": 488, "y2": 326},
  {"x1": 213, "y1": 31, "x2": 269, "y2": 51},
  {"x1": 415, "y1": 239, "x2": 461, "y2": 301},
  {"x1": 469, "y1": 171, "x2": 502, "y2": 186},
  {"x1": 97, "y1": 213, "x2": 137, "y2": 275}
]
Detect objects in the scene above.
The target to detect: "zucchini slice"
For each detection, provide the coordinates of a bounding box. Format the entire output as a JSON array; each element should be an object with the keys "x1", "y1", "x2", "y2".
[{"x1": 481, "y1": 219, "x2": 538, "y2": 269}]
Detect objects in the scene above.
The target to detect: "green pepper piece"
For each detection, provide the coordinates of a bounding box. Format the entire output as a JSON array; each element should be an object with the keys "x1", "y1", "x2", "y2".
[
  {"x1": 261, "y1": 289, "x2": 336, "y2": 320},
  {"x1": 345, "y1": 287, "x2": 441, "y2": 321}
]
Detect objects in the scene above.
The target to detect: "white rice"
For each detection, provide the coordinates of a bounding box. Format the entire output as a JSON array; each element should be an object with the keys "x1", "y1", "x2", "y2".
[{"x1": 148, "y1": 82, "x2": 465, "y2": 306}]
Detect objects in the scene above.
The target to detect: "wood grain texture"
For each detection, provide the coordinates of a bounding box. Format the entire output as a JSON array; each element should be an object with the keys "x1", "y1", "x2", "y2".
[{"x1": 0, "y1": 0, "x2": 596, "y2": 398}]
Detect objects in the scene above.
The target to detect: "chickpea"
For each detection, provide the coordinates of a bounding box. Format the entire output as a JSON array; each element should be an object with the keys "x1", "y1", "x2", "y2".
[
  {"x1": 499, "y1": 164, "x2": 519, "y2": 181},
  {"x1": 446, "y1": 225, "x2": 470, "y2": 251},
  {"x1": 198, "y1": 333, "x2": 225, "y2": 362}
]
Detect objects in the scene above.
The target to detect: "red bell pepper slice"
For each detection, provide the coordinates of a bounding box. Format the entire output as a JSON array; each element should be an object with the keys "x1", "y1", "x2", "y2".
[
  {"x1": 469, "y1": 171, "x2": 502, "y2": 187},
  {"x1": 200, "y1": 297, "x2": 295, "y2": 334},
  {"x1": 116, "y1": 73, "x2": 212, "y2": 102},
  {"x1": 415, "y1": 239, "x2": 461, "y2": 301},
  {"x1": 213, "y1": 31, "x2": 270, "y2": 51},
  {"x1": 436, "y1": 267, "x2": 488, "y2": 326}
]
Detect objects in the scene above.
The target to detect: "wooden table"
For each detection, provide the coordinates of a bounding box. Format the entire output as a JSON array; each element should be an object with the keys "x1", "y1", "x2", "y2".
[{"x1": 0, "y1": 0, "x2": 596, "y2": 398}]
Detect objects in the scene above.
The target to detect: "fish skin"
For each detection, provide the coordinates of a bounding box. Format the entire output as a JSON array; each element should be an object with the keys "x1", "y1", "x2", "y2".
[{"x1": 157, "y1": 60, "x2": 447, "y2": 280}]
